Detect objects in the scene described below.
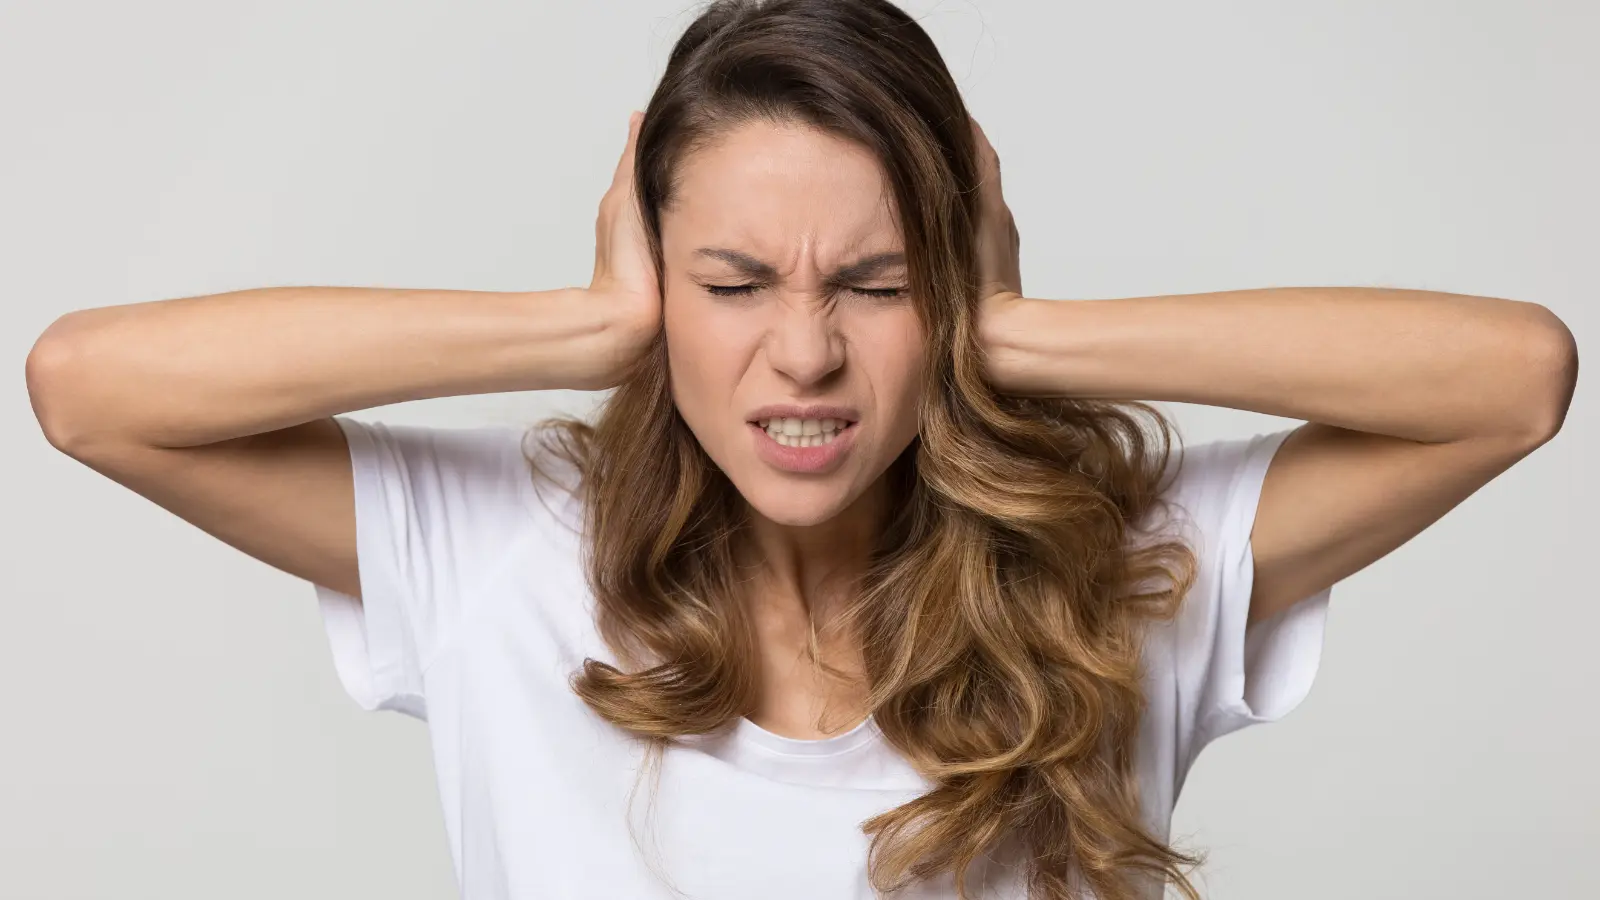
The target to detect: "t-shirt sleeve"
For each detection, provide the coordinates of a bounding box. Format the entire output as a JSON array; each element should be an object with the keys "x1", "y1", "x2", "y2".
[
  {"x1": 1158, "y1": 427, "x2": 1334, "y2": 784},
  {"x1": 313, "y1": 416, "x2": 537, "y2": 721}
]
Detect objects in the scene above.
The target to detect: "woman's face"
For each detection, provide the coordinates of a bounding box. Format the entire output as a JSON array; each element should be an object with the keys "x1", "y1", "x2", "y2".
[{"x1": 661, "y1": 119, "x2": 924, "y2": 527}]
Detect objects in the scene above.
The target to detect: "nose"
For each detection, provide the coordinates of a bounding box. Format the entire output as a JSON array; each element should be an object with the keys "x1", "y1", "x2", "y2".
[{"x1": 765, "y1": 295, "x2": 844, "y2": 388}]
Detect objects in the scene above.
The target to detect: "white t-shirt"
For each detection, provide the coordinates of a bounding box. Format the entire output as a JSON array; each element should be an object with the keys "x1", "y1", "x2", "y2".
[{"x1": 314, "y1": 417, "x2": 1332, "y2": 899}]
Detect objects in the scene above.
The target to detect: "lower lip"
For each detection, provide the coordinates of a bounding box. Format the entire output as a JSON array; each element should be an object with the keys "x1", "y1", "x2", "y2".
[{"x1": 748, "y1": 422, "x2": 858, "y2": 474}]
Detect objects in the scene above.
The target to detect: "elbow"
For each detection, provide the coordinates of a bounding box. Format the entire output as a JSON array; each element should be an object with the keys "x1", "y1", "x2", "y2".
[
  {"x1": 1510, "y1": 303, "x2": 1579, "y2": 448},
  {"x1": 25, "y1": 314, "x2": 96, "y2": 457}
]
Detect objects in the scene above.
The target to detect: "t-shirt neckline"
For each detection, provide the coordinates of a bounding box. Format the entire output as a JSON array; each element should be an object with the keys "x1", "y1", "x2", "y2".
[{"x1": 732, "y1": 714, "x2": 882, "y2": 758}]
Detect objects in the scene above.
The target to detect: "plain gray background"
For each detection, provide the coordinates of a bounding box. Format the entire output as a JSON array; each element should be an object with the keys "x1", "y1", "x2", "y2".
[{"x1": 5, "y1": 1, "x2": 1593, "y2": 898}]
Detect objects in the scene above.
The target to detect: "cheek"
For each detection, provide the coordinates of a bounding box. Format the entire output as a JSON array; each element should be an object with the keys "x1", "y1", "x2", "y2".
[
  {"x1": 664, "y1": 303, "x2": 712, "y2": 416},
  {"x1": 852, "y1": 308, "x2": 926, "y2": 435},
  {"x1": 663, "y1": 289, "x2": 754, "y2": 419}
]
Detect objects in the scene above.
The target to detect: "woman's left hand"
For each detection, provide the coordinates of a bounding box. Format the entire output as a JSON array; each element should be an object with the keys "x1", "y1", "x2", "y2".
[
  {"x1": 972, "y1": 117, "x2": 1028, "y2": 387},
  {"x1": 972, "y1": 117, "x2": 1022, "y2": 306}
]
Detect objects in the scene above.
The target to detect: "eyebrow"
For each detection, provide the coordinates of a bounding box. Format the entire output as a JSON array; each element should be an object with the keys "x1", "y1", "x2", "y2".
[{"x1": 693, "y1": 248, "x2": 907, "y2": 283}]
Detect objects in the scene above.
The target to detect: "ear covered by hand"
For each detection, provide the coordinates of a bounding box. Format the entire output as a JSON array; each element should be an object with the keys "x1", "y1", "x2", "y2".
[
  {"x1": 582, "y1": 112, "x2": 1028, "y2": 391},
  {"x1": 971, "y1": 116, "x2": 1023, "y2": 311},
  {"x1": 970, "y1": 116, "x2": 1037, "y2": 392},
  {"x1": 585, "y1": 110, "x2": 664, "y2": 389}
]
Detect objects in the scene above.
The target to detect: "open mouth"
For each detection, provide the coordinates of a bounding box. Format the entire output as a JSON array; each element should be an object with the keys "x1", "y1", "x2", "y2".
[{"x1": 751, "y1": 416, "x2": 856, "y2": 449}]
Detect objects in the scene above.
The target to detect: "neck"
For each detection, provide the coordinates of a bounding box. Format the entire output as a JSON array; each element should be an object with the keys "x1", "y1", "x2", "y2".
[
  {"x1": 735, "y1": 474, "x2": 894, "y2": 735},
  {"x1": 737, "y1": 474, "x2": 890, "y2": 629}
]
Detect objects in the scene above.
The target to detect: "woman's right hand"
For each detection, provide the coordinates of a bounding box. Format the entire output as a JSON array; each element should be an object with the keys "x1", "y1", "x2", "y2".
[{"x1": 585, "y1": 110, "x2": 662, "y2": 388}]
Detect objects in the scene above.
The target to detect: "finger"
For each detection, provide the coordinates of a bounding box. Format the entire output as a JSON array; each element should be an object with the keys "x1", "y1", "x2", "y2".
[
  {"x1": 971, "y1": 118, "x2": 990, "y2": 166},
  {"x1": 611, "y1": 110, "x2": 643, "y2": 190},
  {"x1": 970, "y1": 116, "x2": 1002, "y2": 190}
]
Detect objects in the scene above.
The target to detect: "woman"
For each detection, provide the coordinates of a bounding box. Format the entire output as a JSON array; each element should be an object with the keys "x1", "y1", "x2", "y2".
[{"x1": 24, "y1": 0, "x2": 1577, "y2": 898}]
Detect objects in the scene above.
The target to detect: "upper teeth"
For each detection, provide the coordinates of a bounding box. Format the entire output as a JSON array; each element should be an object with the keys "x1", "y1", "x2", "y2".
[{"x1": 758, "y1": 417, "x2": 846, "y2": 435}]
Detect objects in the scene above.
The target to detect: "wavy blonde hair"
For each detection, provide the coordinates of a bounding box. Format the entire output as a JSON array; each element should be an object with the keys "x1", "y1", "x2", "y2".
[{"x1": 531, "y1": 1, "x2": 1204, "y2": 897}]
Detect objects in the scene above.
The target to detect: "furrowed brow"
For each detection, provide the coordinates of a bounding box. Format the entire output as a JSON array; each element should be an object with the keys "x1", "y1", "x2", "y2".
[
  {"x1": 693, "y1": 248, "x2": 779, "y2": 280},
  {"x1": 826, "y1": 251, "x2": 907, "y2": 283},
  {"x1": 693, "y1": 248, "x2": 907, "y2": 282}
]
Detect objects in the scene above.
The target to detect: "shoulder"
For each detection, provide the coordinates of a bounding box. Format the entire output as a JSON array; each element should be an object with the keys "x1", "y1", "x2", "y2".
[
  {"x1": 332, "y1": 415, "x2": 586, "y2": 543},
  {"x1": 1134, "y1": 428, "x2": 1297, "y2": 551},
  {"x1": 1131, "y1": 428, "x2": 1329, "y2": 775}
]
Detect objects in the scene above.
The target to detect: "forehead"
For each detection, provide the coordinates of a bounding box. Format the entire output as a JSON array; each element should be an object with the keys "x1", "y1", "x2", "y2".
[{"x1": 661, "y1": 119, "x2": 902, "y2": 263}]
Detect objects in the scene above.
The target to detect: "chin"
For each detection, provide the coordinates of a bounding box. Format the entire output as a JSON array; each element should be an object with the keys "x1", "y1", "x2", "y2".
[{"x1": 736, "y1": 476, "x2": 855, "y2": 528}]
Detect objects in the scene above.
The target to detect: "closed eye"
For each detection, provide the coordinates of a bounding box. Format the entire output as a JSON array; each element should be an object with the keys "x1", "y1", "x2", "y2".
[
  {"x1": 703, "y1": 283, "x2": 907, "y2": 299},
  {"x1": 850, "y1": 286, "x2": 907, "y2": 299},
  {"x1": 704, "y1": 283, "x2": 761, "y2": 297}
]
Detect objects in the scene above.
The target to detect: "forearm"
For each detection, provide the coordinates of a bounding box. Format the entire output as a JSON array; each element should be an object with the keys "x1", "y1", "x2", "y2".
[
  {"x1": 27, "y1": 284, "x2": 616, "y2": 450},
  {"x1": 982, "y1": 287, "x2": 1577, "y2": 444}
]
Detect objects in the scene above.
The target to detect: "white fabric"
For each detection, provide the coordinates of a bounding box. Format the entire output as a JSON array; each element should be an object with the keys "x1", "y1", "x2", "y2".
[{"x1": 314, "y1": 417, "x2": 1332, "y2": 899}]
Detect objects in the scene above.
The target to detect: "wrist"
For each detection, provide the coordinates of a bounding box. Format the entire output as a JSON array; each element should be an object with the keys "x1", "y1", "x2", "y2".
[
  {"x1": 980, "y1": 295, "x2": 1087, "y2": 397},
  {"x1": 557, "y1": 286, "x2": 661, "y2": 391},
  {"x1": 502, "y1": 287, "x2": 620, "y2": 391},
  {"x1": 979, "y1": 293, "x2": 1039, "y2": 392}
]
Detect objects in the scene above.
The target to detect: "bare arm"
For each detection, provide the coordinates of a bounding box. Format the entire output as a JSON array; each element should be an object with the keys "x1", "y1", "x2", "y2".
[
  {"x1": 26, "y1": 111, "x2": 656, "y2": 602},
  {"x1": 30, "y1": 285, "x2": 636, "y2": 451},
  {"x1": 981, "y1": 287, "x2": 1578, "y2": 626},
  {"x1": 968, "y1": 119, "x2": 1578, "y2": 630},
  {"x1": 24, "y1": 284, "x2": 642, "y2": 598}
]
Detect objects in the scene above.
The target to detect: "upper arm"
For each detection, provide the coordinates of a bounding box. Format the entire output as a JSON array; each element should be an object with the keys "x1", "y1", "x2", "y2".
[
  {"x1": 45, "y1": 395, "x2": 561, "y2": 717},
  {"x1": 59, "y1": 416, "x2": 364, "y2": 599},
  {"x1": 1247, "y1": 421, "x2": 1551, "y2": 627},
  {"x1": 1247, "y1": 303, "x2": 1576, "y2": 626}
]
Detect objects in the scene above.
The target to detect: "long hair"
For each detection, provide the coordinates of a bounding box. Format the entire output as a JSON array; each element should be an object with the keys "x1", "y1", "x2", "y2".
[{"x1": 529, "y1": 1, "x2": 1204, "y2": 897}]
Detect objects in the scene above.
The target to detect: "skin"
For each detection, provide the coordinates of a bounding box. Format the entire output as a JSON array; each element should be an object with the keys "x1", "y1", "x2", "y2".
[
  {"x1": 644, "y1": 114, "x2": 1580, "y2": 737},
  {"x1": 658, "y1": 120, "x2": 925, "y2": 734},
  {"x1": 27, "y1": 110, "x2": 1578, "y2": 745}
]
